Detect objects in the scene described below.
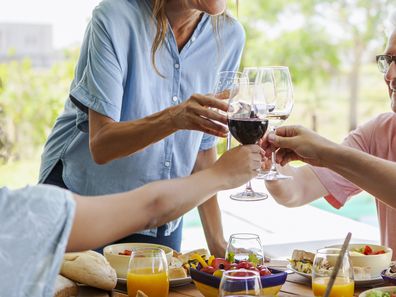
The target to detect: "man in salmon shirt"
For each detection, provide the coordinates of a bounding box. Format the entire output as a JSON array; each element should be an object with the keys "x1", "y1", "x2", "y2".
[{"x1": 262, "y1": 10, "x2": 396, "y2": 259}]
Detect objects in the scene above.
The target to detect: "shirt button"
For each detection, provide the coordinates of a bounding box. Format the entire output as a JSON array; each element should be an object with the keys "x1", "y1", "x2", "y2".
[
  {"x1": 164, "y1": 161, "x2": 170, "y2": 167},
  {"x1": 172, "y1": 96, "x2": 178, "y2": 102},
  {"x1": 174, "y1": 63, "x2": 180, "y2": 69},
  {"x1": 191, "y1": 36, "x2": 196, "y2": 42}
]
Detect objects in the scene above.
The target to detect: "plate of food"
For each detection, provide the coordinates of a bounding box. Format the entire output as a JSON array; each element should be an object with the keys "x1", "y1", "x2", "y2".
[
  {"x1": 288, "y1": 248, "x2": 385, "y2": 287},
  {"x1": 104, "y1": 243, "x2": 207, "y2": 287},
  {"x1": 358, "y1": 286, "x2": 396, "y2": 297}
]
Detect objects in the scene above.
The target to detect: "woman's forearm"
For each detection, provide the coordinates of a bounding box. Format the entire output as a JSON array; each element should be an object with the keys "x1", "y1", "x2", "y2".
[
  {"x1": 89, "y1": 108, "x2": 177, "y2": 164},
  {"x1": 322, "y1": 145, "x2": 396, "y2": 207},
  {"x1": 66, "y1": 167, "x2": 226, "y2": 252}
]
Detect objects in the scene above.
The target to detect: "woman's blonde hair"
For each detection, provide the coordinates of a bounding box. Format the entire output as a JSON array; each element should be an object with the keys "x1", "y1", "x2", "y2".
[{"x1": 150, "y1": 0, "x2": 233, "y2": 76}]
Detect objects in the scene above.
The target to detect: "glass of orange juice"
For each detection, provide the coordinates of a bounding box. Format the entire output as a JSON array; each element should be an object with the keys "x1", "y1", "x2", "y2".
[
  {"x1": 312, "y1": 248, "x2": 354, "y2": 297},
  {"x1": 127, "y1": 248, "x2": 169, "y2": 297}
]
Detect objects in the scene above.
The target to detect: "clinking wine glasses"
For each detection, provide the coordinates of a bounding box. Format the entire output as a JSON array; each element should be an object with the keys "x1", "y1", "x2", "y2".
[{"x1": 227, "y1": 80, "x2": 269, "y2": 201}]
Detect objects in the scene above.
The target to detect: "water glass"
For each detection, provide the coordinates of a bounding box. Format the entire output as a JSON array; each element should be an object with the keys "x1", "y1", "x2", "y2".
[{"x1": 226, "y1": 233, "x2": 264, "y2": 265}]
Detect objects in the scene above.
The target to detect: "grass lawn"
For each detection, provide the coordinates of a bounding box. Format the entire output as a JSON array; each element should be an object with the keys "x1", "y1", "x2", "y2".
[{"x1": 0, "y1": 156, "x2": 40, "y2": 188}]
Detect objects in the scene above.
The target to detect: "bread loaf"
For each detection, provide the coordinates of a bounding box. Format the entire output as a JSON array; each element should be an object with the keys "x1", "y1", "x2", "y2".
[
  {"x1": 61, "y1": 250, "x2": 117, "y2": 291},
  {"x1": 53, "y1": 275, "x2": 78, "y2": 297},
  {"x1": 168, "y1": 266, "x2": 188, "y2": 279}
]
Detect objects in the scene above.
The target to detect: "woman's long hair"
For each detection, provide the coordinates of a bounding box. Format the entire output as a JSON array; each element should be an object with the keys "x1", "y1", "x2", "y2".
[{"x1": 150, "y1": 0, "x2": 234, "y2": 77}]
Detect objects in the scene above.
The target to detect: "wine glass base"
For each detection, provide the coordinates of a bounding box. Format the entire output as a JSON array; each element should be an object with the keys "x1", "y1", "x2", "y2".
[
  {"x1": 230, "y1": 191, "x2": 268, "y2": 202},
  {"x1": 263, "y1": 171, "x2": 293, "y2": 181},
  {"x1": 255, "y1": 170, "x2": 269, "y2": 180}
]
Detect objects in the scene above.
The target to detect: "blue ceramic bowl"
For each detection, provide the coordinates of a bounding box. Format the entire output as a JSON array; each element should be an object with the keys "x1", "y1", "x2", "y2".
[
  {"x1": 190, "y1": 268, "x2": 287, "y2": 297},
  {"x1": 381, "y1": 269, "x2": 396, "y2": 285}
]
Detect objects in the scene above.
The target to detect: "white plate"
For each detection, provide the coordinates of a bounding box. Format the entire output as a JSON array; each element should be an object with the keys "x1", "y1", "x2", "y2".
[
  {"x1": 117, "y1": 276, "x2": 192, "y2": 288},
  {"x1": 287, "y1": 264, "x2": 384, "y2": 287},
  {"x1": 359, "y1": 286, "x2": 396, "y2": 297}
]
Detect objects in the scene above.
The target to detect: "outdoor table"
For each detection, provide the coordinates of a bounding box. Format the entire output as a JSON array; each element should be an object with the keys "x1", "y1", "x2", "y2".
[{"x1": 76, "y1": 260, "x2": 383, "y2": 297}]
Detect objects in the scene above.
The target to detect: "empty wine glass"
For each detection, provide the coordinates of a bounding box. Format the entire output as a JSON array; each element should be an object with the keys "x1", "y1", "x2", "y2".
[
  {"x1": 213, "y1": 71, "x2": 249, "y2": 150},
  {"x1": 219, "y1": 270, "x2": 262, "y2": 296},
  {"x1": 262, "y1": 66, "x2": 294, "y2": 181},
  {"x1": 225, "y1": 233, "x2": 264, "y2": 265},
  {"x1": 227, "y1": 81, "x2": 269, "y2": 201}
]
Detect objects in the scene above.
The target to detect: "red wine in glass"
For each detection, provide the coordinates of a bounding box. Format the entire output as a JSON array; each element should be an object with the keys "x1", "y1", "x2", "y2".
[{"x1": 228, "y1": 118, "x2": 268, "y2": 145}]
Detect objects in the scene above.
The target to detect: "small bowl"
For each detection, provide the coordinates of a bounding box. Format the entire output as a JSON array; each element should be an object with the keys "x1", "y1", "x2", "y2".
[
  {"x1": 329, "y1": 244, "x2": 392, "y2": 279},
  {"x1": 190, "y1": 268, "x2": 287, "y2": 297},
  {"x1": 103, "y1": 243, "x2": 173, "y2": 278},
  {"x1": 381, "y1": 269, "x2": 396, "y2": 285}
]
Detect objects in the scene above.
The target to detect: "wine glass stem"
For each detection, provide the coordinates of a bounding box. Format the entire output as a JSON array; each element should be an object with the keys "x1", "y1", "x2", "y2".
[
  {"x1": 246, "y1": 179, "x2": 253, "y2": 192},
  {"x1": 269, "y1": 127, "x2": 278, "y2": 173}
]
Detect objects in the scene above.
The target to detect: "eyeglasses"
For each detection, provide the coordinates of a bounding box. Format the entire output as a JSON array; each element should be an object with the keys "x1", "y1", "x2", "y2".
[{"x1": 376, "y1": 55, "x2": 396, "y2": 73}]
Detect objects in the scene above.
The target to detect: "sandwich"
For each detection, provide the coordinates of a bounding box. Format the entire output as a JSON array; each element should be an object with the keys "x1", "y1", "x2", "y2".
[{"x1": 289, "y1": 249, "x2": 315, "y2": 274}]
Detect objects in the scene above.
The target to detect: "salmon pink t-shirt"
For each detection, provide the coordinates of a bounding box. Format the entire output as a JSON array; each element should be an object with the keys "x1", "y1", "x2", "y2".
[{"x1": 312, "y1": 112, "x2": 396, "y2": 257}]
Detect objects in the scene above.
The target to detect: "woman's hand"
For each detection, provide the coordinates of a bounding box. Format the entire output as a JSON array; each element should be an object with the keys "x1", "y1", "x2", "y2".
[
  {"x1": 212, "y1": 145, "x2": 263, "y2": 189},
  {"x1": 169, "y1": 94, "x2": 229, "y2": 137},
  {"x1": 264, "y1": 125, "x2": 337, "y2": 167}
]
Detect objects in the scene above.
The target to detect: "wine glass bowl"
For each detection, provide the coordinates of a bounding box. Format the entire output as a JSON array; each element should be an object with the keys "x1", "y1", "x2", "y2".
[
  {"x1": 127, "y1": 248, "x2": 169, "y2": 297},
  {"x1": 219, "y1": 270, "x2": 263, "y2": 296},
  {"x1": 311, "y1": 248, "x2": 354, "y2": 297},
  {"x1": 225, "y1": 233, "x2": 264, "y2": 265},
  {"x1": 261, "y1": 66, "x2": 294, "y2": 181},
  {"x1": 227, "y1": 81, "x2": 269, "y2": 201}
]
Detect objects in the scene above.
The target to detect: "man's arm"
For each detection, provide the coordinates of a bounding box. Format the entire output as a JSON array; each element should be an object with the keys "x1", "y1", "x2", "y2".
[
  {"x1": 193, "y1": 148, "x2": 227, "y2": 257},
  {"x1": 264, "y1": 164, "x2": 328, "y2": 207},
  {"x1": 266, "y1": 125, "x2": 396, "y2": 208}
]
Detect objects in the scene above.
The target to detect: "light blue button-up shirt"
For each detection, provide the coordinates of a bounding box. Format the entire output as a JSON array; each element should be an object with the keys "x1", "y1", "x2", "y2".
[
  {"x1": 0, "y1": 185, "x2": 75, "y2": 297},
  {"x1": 39, "y1": 0, "x2": 245, "y2": 237}
]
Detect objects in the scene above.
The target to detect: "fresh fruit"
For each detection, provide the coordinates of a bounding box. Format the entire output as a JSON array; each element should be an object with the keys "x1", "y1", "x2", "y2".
[
  {"x1": 201, "y1": 266, "x2": 216, "y2": 275},
  {"x1": 213, "y1": 269, "x2": 225, "y2": 278},
  {"x1": 236, "y1": 260, "x2": 254, "y2": 269},
  {"x1": 212, "y1": 258, "x2": 231, "y2": 270},
  {"x1": 259, "y1": 267, "x2": 271, "y2": 276}
]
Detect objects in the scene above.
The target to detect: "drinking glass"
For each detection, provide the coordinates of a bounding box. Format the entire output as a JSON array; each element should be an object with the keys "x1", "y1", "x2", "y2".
[
  {"x1": 127, "y1": 248, "x2": 169, "y2": 297},
  {"x1": 225, "y1": 233, "x2": 264, "y2": 265},
  {"x1": 219, "y1": 270, "x2": 262, "y2": 296},
  {"x1": 213, "y1": 71, "x2": 249, "y2": 150},
  {"x1": 227, "y1": 81, "x2": 269, "y2": 201},
  {"x1": 262, "y1": 66, "x2": 294, "y2": 181},
  {"x1": 312, "y1": 248, "x2": 354, "y2": 297}
]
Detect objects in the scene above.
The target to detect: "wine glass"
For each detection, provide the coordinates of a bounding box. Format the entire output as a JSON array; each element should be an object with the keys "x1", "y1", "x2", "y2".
[
  {"x1": 219, "y1": 270, "x2": 262, "y2": 296},
  {"x1": 213, "y1": 71, "x2": 249, "y2": 150},
  {"x1": 127, "y1": 248, "x2": 169, "y2": 297},
  {"x1": 312, "y1": 248, "x2": 354, "y2": 297},
  {"x1": 227, "y1": 81, "x2": 269, "y2": 201},
  {"x1": 262, "y1": 66, "x2": 294, "y2": 181},
  {"x1": 225, "y1": 233, "x2": 264, "y2": 265}
]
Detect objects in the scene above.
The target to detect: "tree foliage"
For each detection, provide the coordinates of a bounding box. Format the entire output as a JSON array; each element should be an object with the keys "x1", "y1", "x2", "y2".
[{"x1": 0, "y1": 49, "x2": 79, "y2": 162}]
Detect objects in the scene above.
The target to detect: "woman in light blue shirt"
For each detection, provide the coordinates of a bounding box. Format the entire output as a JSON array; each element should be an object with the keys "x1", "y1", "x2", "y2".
[
  {"x1": 39, "y1": 0, "x2": 245, "y2": 255},
  {"x1": 1, "y1": 145, "x2": 262, "y2": 297}
]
